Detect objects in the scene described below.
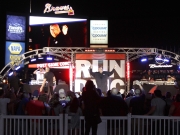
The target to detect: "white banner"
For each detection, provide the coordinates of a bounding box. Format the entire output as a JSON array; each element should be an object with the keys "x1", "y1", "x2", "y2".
[{"x1": 90, "y1": 20, "x2": 108, "y2": 44}]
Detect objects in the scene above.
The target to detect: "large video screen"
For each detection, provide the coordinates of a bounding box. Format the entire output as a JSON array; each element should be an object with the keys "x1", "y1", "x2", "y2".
[
  {"x1": 6, "y1": 15, "x2": 26, "y2": 41},
  {"x1": 29, "y1": 16, "x2": 87, "y2": 48}
]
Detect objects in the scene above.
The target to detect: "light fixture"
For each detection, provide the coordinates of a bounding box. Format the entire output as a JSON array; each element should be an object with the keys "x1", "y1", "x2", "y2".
[
  {"x1": 47, "y1": 56, "x2": 53, "y2": 60},
  {"x1": 54, "y1": 57, "x2": 59, "y2": 61},
  {"x1": 9, "y1": 72, "x2": 13, "y2": 76},
  {"x1": 31, "y1": 58, "x2": 36, "y2": 62},
  {"x1": 24, "y1": 61, "x2": 30, "y2": 65},
  {"x1": 38, "y1": 54, "x2": 44, "y2": 59},
  {"x1": 141, "y1": 58, "x2": 147, "y2": 62},
  {"x1": 15, "y1": 66, "x2": 21, "y2": 70}
]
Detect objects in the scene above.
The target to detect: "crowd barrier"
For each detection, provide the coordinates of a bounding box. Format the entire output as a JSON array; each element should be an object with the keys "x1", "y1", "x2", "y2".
[{"x1": 0, "y1": 114, "x2": 180, "y2": 135}]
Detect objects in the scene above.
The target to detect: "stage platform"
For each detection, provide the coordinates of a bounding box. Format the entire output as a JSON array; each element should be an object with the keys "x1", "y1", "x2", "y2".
[{"x1": 23, "y1": 83, "x2": 69, "y2": 94}]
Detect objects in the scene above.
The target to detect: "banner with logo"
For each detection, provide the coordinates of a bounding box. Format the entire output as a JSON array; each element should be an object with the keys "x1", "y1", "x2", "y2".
[
  {"x1": 90, "y1": 20, "x2": 108, "y2": 44},
  {"x1": 6, "y1": 15, "x2": 26, "y2": 41},
  {"x1": 5, "y1": 41, "x2": 25, "y2": 66},
  {"x1": 75, "y1": 53, "x2": 126, "y2": 92}
]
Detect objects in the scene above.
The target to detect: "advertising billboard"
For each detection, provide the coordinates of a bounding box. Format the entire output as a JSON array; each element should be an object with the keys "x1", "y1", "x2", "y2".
[
  {"x1": 6, "y1": 15, "x2": 26, "y2": 41},
  {"x1": 75, "y1": 53, "x2": 126, "y2": 92},
  {"x1": 29, "y1": 16, "x2": 87, "y2": 48},
  {"x1": 90, "y1": 20, "x2": 108, "y2": 44},
  {"x1": 5, "y1": 41, "x2": 25, "y2": 66}
]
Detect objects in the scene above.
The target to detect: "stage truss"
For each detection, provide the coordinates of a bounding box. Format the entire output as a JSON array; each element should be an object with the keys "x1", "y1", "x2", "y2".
[{"x1": 1, "y1": 47, "x2": 180, "y2": 92}]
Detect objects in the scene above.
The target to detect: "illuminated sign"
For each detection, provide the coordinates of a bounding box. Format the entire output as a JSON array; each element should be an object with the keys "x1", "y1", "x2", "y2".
[
  {"x1": 90, "y1": 20, "x2": 108, "y2": 44},
  {"x1": 75, "y1": 53, "x2": 126, "y2": 92},
  {"x1": 8, "y1": 43, "x2": 22, "y2": 54},
  {"x1": 6, "y1": 15, "x2": 26, "y2": 41},
  {"x1": 149, "y1": 64, "x2": 173, "y2": 68},
  {"x1": 28, "y1": 62, "x2": 71, "y2": 69},
  {"x1": 5, "y1": 41, "x2": 25, "y2": 65},
  {"x1": 43, "y1": 3, "x2": 74, "y2": 15}
]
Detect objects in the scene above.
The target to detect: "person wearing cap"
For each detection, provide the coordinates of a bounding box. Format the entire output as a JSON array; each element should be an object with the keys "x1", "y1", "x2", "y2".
[
  {"x1": 33, "y1": 67, "x2": 45, "y2": 81},
  {"x1": 89, "y1": 65, "x2": 116, "y2": 96}
]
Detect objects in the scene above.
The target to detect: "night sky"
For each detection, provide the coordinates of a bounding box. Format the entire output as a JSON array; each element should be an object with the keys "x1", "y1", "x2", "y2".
[{"x1": 1, "y1": 0, "x2": 180, "y2": 69}]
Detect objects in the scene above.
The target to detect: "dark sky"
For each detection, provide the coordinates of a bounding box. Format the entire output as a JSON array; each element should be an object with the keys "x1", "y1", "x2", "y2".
[{"x1": 0, "y1": 0, "x2": 180, "y2": 69}]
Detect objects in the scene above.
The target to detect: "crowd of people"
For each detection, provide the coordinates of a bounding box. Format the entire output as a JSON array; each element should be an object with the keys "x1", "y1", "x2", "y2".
[{"x1": 1, "y1": 79, "x2": 180, "y2": 135}]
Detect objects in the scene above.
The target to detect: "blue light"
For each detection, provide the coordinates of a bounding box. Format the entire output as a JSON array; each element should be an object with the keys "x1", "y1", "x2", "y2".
[
  {"x1": 31, "y1": 58, "x2": 36, "y2": 62},
  {"x1": 164, "y1": 59, "x2": 169, "y2": 62},
  {"x1": 47, "y1": 57, "x2": 53, "y2": 60},
  {"x1": 15, "y1": 66, "x2": 21, "y2": 70},
  {"x1": 9, "y1": 72, "x2": 13, "y2": 76},
  {"x1": 141, "y1": 58, "x2": 147, "y2": 62},
  {"x1": 38, "y1": 57, "x2": 44, "y2": 59}
]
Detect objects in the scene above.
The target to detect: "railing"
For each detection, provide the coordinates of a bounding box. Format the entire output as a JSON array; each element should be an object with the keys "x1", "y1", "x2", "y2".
[{"x1": 0, "y1": 114, "x2": 180, "y2": 135}]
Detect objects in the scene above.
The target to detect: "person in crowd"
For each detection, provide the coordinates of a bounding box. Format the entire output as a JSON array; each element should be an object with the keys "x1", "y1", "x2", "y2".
[
  {"x1": 129, "y1": 88, "x2": 146, "y2": 115},
  {"x1": 25, "y1": 90, "x2": 45, "y2": 134},
  {"x1": 40, "y1": 66, "x2": 56, "y2": 100},
  {"x1": 144, "y1": 70, "x2": 154, "y2": 81},
  {"x1": 48, "y1": 93, "x2": 63, "y2": 116},
  {"x1": 8, "y1": 71, "x2": 21, "y2": 95},
  {"x1": 145, "y1": 89, "x2": 166, "y2": 116},
  {"x1": 33, "y1": 67, "x2": 45, "y2": 81},
  {"x1": 48, "y1": 24, "x2": 72, "y2": 47},
  {"x1": 163, "y1": 91, "x2": 173, "y2": 116},
  {"x1": 99, "y1": 87, "x2": 128, "y2": 116},
  {"x1": 0, "y1": 88, "x2": 10, "y2": 115},
  {"x1": 66, "y1": 97, "x2": 82, "y2": 134},
  {"x1": 25, "y1": 90, "x2": 45, "y2": 116},
  {"x1": 16, "y1": 92, "x2": 30, "y2": 115},
  {"x1": 82, "y1": 80, "x2": 101, "y2": 135},
  {"x1": 168, "y1": 94, "x2": 180, "y2": 134},
  {"x1": 89, "y1": 65, "x2": 116, "y2": 97}
]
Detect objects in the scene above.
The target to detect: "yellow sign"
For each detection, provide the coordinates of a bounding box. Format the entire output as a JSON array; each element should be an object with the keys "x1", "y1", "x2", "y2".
[{"x1": 8, "y1": 43, "x2": 22, "y2": 54}]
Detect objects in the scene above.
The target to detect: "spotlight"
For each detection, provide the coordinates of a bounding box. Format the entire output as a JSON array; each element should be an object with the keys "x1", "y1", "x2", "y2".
[
  {"x1": 9, "y1": 72, "x2": 13, "y2": 76},
  {"x1": 141, "y1": 58, "x2": 147, "y2": 62},
  {"x1": 47, "y1": 56, "x2": 53, "y2": 60},
  {"x1": 15, "y1": 66, "x2": 21, "y2": 70},
  {"x1": 24, "y1": 61, "x2": 29, "y2": 65},
  {"x1": 38, "y1": 54, "x2": 43, "y2": 59},
  {"x1": 54, "y1": 58, "x2": 59, "y2": 61},
  {"x1": 164, "y1": 59, "x2": 169, "y2": 62},
  {"x1": 31, "y1": 58, "x2": 36, "y2": 62}
]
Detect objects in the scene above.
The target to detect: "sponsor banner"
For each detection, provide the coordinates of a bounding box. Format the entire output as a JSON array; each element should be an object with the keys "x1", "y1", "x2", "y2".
[
  {"x1": 28, "y1": 62, "x2": 71, "y2": 69},
  {"x1": 6, "y1": 15, "x2": 26, "y2": 41},
  {"x1": 90, "y1": 20, "x2": 108, "y2": 44},
  {"x1": 5, "y1": 41, "x2": 25, "y2": 66},
  {"x1": 44, "y1": 3, "x2": 74, "y2": 15},
  {"x1": 75, "y1": 53, "x2": 126, "y2": 92},
  {"x1": 149, "y1": 64, "x2": 173, "y2": 68}
]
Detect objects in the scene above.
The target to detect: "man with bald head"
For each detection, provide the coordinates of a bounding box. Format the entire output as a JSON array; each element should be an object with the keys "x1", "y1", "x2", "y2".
[{"x1": 48, "y1": 24, "x2": 72, "y2": 47}]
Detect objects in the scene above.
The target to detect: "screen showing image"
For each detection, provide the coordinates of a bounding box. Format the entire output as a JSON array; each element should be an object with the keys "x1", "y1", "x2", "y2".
[
  {"x1": 6, "y1": 15, "x2": 26, "y2": 41},
  {"x1": 29, "y1": 16, "x2": 87, "y2": 49}
]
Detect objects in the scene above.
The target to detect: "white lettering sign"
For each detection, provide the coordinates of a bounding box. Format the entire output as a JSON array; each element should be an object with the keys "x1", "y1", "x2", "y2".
[
  {"x1": 90, "y1": 20, "x2": 108, "y2": 44},
  {"x1": 43, "y1": 3, "x2": 74, "y2": 15},
  {"x1": 8, "y1": 24, "x2": 24, "y2": 34},
  {"x1": 149, "y1": 64, "x2": 173, "y2": 68},
  {"x1": 75, "y1": 60, "x2": 125, "y2": 92}
]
